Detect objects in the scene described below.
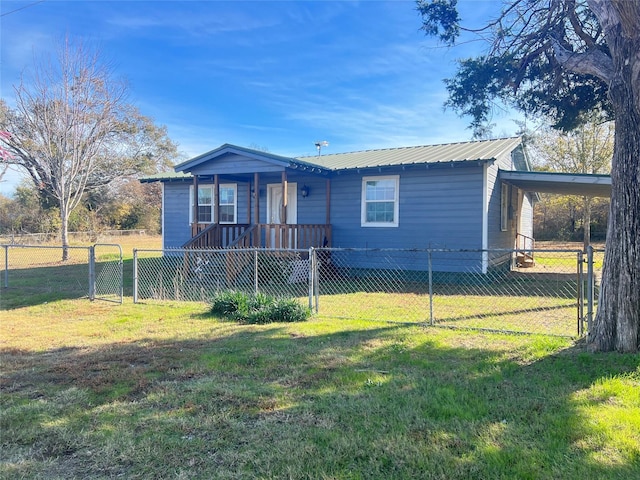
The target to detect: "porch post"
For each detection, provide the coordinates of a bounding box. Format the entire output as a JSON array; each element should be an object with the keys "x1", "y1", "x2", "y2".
[
  {"x1": 193, "y1": 175, "x2": 199, "y2": 234},
  {"x1": 254, "y1": 173, "x2": 260, "y2": 224},
  {"x1": 214, "y1": 174, "x2": 220, "y2": 225},
  {"x1": 281, "y1": 171, "x2": 288, "y2": 224},
  {"x1": 246, "y1": 178, "x2": 251, "y2": 224}
]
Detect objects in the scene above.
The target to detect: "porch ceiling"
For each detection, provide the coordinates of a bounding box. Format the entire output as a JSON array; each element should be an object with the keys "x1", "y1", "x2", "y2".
[{"x1": 500, "y1": 170, "x2": 611, "y2": 197}]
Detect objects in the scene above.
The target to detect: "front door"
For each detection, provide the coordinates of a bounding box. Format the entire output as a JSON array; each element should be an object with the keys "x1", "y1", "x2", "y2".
[
  {"x1": 267, "y1": 183, "x2": 298, "y2": 248},
  {"x1": 267, "y1": 183, "x2": 297, "y2": 224}
]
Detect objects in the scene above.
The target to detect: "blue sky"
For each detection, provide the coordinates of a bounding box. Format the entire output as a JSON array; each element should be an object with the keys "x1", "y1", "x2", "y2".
[{"x1": 1, "y1": 0, "x2": 520, "y2": 195}]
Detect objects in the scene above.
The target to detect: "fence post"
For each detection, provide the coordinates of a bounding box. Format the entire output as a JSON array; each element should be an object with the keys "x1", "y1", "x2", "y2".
[
  {"x1": 3, "y1": 245, "x2": 8, "y2": 288},
  {"x1": 133, "y1": 249, "x2": 139, "y2": 304},
  {"x1": 254, "y1": 250, "x2": 259, "y2": 294},
  {"x1": 88, "y1": 246, "x2": 96, "y2": 301},
  {"x1": 313, "y1": 248, "x2": 319, "y2": 313},
  {"x1": 586, "y1": 245, "x2": 594, "y2": 336},
  {"x1": 428, "y1": 250, "x2": 434, "y2": 326},
  {"x1": 308, "y1": 248, "x2": 314, "y2": 311},
  {"x1": 118, "y1": 245, "x2": 124, "y2": 304}
]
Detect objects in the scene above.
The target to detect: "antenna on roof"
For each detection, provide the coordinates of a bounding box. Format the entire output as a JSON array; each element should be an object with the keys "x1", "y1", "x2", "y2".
[{"x1": 314, "y1": 140, "x2": 329, "y2": 156}]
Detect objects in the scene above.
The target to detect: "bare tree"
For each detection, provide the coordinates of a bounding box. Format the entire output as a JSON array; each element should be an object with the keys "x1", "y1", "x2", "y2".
[
  {"x1": 0, "y1": 37, "x2": 176, "y2": 259},
  {"x1": 0, "y1": 135, "x2": 10, "y2": 182}
]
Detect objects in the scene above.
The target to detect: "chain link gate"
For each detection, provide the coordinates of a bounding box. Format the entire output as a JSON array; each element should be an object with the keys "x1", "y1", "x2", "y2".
[{"x1": 90, "y1": 244, "x2": 123, "y2": 303}]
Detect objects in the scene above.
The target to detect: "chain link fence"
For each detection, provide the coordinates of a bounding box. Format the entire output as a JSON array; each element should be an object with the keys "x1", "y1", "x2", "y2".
[
  {"x1": 133, "y1": 248, "x2": 311, "y2": 304},
  {"x1": 1, "y1": 244, "x2": 123, "y2": 307},
  {"x1": 134, "y1": 247, "x2": 600, "y2": 337},
  {"x1": 2, "y1": 245, "x2": 92, "y2": 305},
  {"x1": 316, "y1": 248, "x2": 586, "y2": 337},
  {"x1": 2, "y1": 242, "x2": 601, "y2": 337}
]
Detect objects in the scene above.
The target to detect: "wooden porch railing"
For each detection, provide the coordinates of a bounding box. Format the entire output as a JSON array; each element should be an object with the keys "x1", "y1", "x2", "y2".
[
  {"x1": 184, "y1": 223, "x2": 331, "y2": 249},
  {"x1": 516, "y1": 233, "x2": 535, "y2": 267},
  {"x1": 184, "y1": 224, "x2": 251, "y2": 249}
]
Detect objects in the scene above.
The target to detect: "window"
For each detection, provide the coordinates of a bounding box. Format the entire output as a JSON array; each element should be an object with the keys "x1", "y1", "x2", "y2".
[
  {"x1": 196, "y1": 186, "x2": 213, "y2": 223},
  {"x1": 218, "y1": 186, "x2": 236, "y2": 223},
  {"x1": 501, "y1": 183, "x2": 509, "y2": 231},
  {"x1": 190, "y1": 184, "x2": 237, "y2": 224},
  {"x1": 361, "y1": 175, "x2": 399, "y2": 227}
]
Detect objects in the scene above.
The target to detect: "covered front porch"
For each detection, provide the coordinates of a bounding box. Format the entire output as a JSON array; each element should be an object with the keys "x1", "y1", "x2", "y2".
[{"x1": 178, "y1": 146, "x2": 333, "y2": 249}]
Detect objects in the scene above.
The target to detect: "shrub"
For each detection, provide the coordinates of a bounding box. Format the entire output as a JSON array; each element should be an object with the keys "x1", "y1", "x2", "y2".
[
  {"x1": 268, "y1": 297, "x2": 310, "y2": 323},
  {"x1": 210, "y1": 291, "x2": 249, "y2": 318},
  {"x1": 210, "y1": 291, "x2": 310, "y2": 324}
]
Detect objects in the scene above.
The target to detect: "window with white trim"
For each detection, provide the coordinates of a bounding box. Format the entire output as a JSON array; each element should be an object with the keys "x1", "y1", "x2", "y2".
[
  {"x1": 218, "y1": 185, "x2": 236, "y2": 223},
  {"x1": 361, "y1": 175, "x2": 399, "y2": 227},
  {"x1": 190, "y1": 184, "x2": 237, "y2": 224}
]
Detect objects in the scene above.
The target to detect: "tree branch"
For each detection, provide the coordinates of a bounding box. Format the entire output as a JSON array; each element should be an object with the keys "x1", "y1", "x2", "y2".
[{"x1": 552, "y1": 38, "x2": 614, "y2": 82}]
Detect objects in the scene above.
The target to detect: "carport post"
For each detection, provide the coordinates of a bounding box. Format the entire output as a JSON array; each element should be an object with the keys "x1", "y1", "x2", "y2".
[
  {"x1": 586, "y1": 245, "x2": 594, "y2": 335},
  {"x1": 577, "y1": 252, "x2": 584, "y2": 336},
  {"x1": 428, "y1": 250, "x2": 434, "y2": 326}
]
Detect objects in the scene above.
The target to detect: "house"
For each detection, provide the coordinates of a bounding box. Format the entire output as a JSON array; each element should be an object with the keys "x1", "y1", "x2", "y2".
[{"x1": 142, "y1": 137, "x2": 543, "y2": 274}]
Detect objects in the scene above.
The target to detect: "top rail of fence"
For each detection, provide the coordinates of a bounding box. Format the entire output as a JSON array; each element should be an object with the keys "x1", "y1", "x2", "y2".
[
  {"x1": 1, "y1": 244, "x2": 93, "y2": 250},
  {"x1": 135, "y1": 247, "x2": 584, "y2": 254},
  {"x1": 135, "y1": 247, "x2": 312, "y2": 254}
]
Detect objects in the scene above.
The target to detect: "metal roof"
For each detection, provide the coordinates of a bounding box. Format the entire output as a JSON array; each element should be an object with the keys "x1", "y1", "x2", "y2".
[
  {"x1": 174, "y1": 143, "x2": 330, "y2": 174},
  {"x1": 139, "y1": 171, "x2": 192, "y2": 183},
  {"x1": 500, "y1": 170, "x2": 611, "y2": 197},
  {"x1": 296, "y1": 137, "x2": 523, "y2": 171},
  {"x1": 141, "y1": 137, "x2": 525, "y2": 183}
]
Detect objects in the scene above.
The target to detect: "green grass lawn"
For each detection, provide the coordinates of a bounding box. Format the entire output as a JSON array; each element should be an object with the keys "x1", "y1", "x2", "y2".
[{"x1": 1, "y1": 300, "x2": 638, "y2": 479}]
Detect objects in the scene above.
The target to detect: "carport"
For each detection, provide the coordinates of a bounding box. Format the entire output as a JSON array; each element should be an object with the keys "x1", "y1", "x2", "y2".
[
  {"x1": 500, "y1": 170, "x2": 611, "y2": 331},
  {"x1": 500, "y1": 170, "x2": 611, "y2": 197},
  {"x1": 499, "y1": 169, "x2": 611, "y2": 265}
]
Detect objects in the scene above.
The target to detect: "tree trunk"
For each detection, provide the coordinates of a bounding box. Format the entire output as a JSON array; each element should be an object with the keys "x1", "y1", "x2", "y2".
[
  {"x1": 588, "y1": 32, "x2": 640, "y2": 352},
  {"x1": 60, "y1": 203, "x2": 69, "y2": 262}
]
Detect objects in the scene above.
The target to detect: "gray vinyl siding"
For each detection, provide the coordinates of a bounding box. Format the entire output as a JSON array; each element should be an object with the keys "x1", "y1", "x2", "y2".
[
  {"x1": 189, "y1": 154, "x2": 285, "y2": 175},
  {"x1": 487, "y1": 149, "x2": 520, "y2": 250},
  {"x1": 163, "y1": 182, "x2": 192, "y2": 248},
  {"x1": 329, "y1": 166, "x2": 485, "y2": 250},
  {"x1": 293, "y1": 176, "x2": 329, "y2": 224},
  {"x1": 249, "y1": 173, "x2": 329, "y2": 224},
  {"x1": 520, "y1": 192, "x2": 534, "y2": 239}
]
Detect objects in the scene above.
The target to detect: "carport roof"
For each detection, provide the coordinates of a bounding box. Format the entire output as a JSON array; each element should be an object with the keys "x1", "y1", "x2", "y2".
[{"x1": 500, "y1": 170, "x2": 611, "y2": 197}]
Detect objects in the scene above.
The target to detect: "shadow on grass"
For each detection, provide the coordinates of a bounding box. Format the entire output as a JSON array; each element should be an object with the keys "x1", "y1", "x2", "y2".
[
  {"x1": 1, "y1": 322, "x2": 638, "y2": 479},
  {"x1": 1, "y1": 259, "x2": 135, "y2": 309},
  {"x1": 1, "y1": 263, "x2": 90, "y2": 309}
]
